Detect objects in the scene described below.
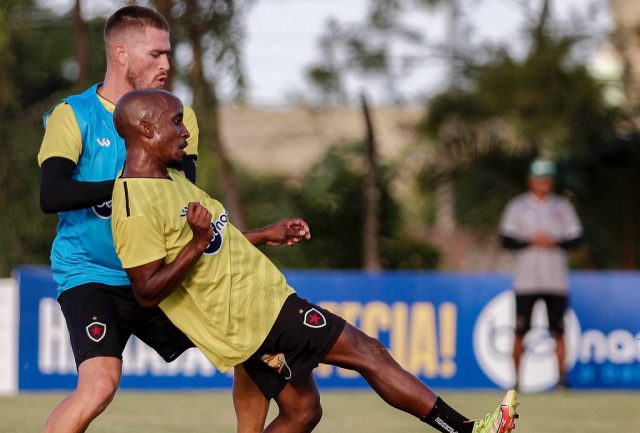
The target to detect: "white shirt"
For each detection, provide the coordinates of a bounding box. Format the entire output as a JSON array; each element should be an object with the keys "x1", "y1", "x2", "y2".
[{"x1": 499, "y1": 192, "x2": 582, "y2": 294}]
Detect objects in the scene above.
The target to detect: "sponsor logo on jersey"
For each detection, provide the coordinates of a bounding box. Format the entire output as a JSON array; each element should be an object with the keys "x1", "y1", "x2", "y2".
[
  {"x1": 303, "y1": 308, "x2": 326, "y2": 328},
  {"x1": 204, "y1": 209, "x2": 228, "y2": 256},
  {"x1": 92, "y1": 200, "x2": 112, "y2": 219},
  {"x1": 86, "y1": 321, "x2": 107, "y2": 343},
  {"x1": 96, "y1": 138, "x2": 111, "y2": 147}
]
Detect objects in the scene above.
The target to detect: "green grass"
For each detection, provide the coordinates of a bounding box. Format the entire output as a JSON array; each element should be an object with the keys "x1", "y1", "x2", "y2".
[{"x1": 1, "y1": 390, "x2": 638, "y2": 432}]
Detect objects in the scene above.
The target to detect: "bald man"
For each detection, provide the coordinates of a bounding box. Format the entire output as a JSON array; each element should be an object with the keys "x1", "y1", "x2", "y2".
[
  {"x1": 38, "y1": 6, "x2": 306, "y2": 433},
  {"x1": 111, "y1": 88, "x2": 519, "y2": 433}
]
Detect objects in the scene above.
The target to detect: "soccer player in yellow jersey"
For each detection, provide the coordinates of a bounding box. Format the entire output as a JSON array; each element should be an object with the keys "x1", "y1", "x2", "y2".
[{"x1": 111, "y1": 88, "x2": 519, "y2": 433}]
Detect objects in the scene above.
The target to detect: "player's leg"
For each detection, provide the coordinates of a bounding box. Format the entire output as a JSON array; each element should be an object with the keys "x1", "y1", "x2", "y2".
[
  {"x1": 233, "y1": 364, "x2": 270, "y2": 433},
  {"x1": 43, "y1": 356, "x2": 121, "y2": 433},
  {"x1": 264, "y1": 374, "x2": 322, "y2": 433},
  {"x1": 323, "y1": 322, "x2": 437, "y2": 417},
  {"x1": 513, "y1": 294, "x2": 535, "y2": 389},
  {"x1": 44, "y1": 283, "x2": 136, "y2": 433},
  {"x1": 545, "y1": 294, "x2": 568, "y2": 387},
  {"x1": 322, "y1": 323, "x2": 518, "y2": 433}
]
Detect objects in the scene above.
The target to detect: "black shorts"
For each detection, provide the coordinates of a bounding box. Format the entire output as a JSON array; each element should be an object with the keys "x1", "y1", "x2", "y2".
[
  {"x1": 515, "y1": 293, "x2": 568, "y2": 336},
  {"x1": 58, "y1": 282, "x2": 195, "y2": 368},
  {"x1": 243, "y1": 294, "x2": 346, "y2": 399}
]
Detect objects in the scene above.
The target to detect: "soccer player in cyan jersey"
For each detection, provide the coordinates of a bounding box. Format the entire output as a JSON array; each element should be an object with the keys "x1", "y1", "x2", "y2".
[
  {"x1": 38, "y1": 6, "x2": 306, "y2": 433},
  {"x1": 111, "y1": 88, "x2": 519, "y2": 433}
]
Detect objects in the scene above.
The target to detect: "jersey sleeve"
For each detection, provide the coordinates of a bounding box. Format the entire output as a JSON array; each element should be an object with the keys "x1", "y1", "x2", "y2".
[
  {"x1": 183, "y1": 105, "x2": 199, "y2": 157},
  {"x1": 499, "y1": 200, "x2": 522, "y2": 238},
  {"x1": 114, "y1": 215, "x2": 168, "y2": 269},
  {"x1": 38, "y1": 103, "x2": 82, "y2": 166},
  {"x1": 560, "y1": 200, "x2": 583, "y2": 239}
]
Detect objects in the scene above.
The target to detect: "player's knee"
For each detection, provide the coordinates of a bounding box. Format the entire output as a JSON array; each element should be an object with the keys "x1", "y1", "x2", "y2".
[
  {"x1": 514, "y1": 319, "x2": 530, "y2": 336},
  {"x1": 292, "y1": 399, "x2": 323, "y2": 431},
  {"x1": 79, "y1": 377, "x2": 118, "y2": 413}
]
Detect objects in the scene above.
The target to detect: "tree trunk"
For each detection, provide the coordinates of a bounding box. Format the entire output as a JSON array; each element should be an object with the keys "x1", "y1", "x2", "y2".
[
  {"x1": 534, "y1": 0, "x2": 551, "y2": 49},
  {"x1": 434, "y1": 0, "x2": 460, "y2": 238},
  {"x1": 154, "y1": 0, "x2": 174, "y2": 91},
  {"x1": 184, "y1": 0, "x2": 246, "y2": 230},
  {"x1": 361, "y1": 93, "x2": 381, "y2": 271},
  {"x1": 73, "y1": 0, "x2": 87, "y2": 85}
]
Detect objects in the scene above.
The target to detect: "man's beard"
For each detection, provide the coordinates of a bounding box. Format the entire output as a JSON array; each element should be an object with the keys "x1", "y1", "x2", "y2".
[{"x1": 125, "y1": 68, "x2": 163, "y2": 90}]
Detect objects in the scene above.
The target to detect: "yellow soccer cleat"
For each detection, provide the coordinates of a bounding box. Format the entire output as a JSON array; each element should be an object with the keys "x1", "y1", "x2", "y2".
[{"x1": 471, "y1": 389, "x2": 519, "y2": 433}]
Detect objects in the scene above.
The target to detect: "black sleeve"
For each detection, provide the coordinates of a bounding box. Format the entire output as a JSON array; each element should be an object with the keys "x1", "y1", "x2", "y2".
[
  {"x1": 500, "y1": 235, "x2": 530, "y2": 250},
  {"x1": 168, "y1": 154, "x2": 197, "y2": 184},
  {"x1": 40, "y1": 157, "x2": 115, "y2": 214},
  {"x1": 181, "y1": 154, "x2": 197, "y2": 184},
  {"x1": 557, "y1": 235, "x2": 584, "y2": 251}
]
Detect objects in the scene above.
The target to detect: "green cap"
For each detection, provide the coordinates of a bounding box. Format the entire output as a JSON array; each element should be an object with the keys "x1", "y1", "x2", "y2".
[{"x1": 529, "y1": 158, "x2": 556, "y2": 178}]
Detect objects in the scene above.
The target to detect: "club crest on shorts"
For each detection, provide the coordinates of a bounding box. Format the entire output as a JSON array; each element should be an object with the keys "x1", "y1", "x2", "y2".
[
  {"x1": 86, "y1": 321, "x2": 106, "y2": 342},
  {"x1": 303, "y1": 308, "x2": 326, "y2": 328}
]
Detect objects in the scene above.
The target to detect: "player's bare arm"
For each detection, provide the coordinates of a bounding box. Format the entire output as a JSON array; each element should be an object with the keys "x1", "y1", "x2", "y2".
[
  {"x1": 126, "y1": 201, "x2": 212, "y2": 308},
  {"x1": 242, "y1": 218, "x2": 311, "y2": 247}
]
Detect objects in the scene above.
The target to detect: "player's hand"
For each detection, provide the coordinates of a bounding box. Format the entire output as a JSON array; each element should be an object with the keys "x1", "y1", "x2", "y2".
[
  {"x1": 187, "y1": 202, "x2": 213, "y2": 249},
  {"x1": 262, "y1": 218, "x2": 311, "y2": 247},
  {"x1": 530, "y1": 232, "x2": 556, "y2": 248}
]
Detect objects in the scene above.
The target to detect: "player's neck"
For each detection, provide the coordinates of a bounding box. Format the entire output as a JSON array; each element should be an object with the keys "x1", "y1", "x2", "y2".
[
  {"x1": 530, "y1": 191, "x2": 550, "y2": 201},
  {"x1": 99, "y1": 69, "x2": 134, "y2": 105},
  {"x1": 121, "y1": 154, "x2": 170, "y2": 179}
]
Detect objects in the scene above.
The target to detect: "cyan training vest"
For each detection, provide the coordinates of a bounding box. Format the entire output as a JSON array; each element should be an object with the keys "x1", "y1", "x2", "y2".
[{"x1": 43, "y1": 83, "x2": 129, "y2": 296}]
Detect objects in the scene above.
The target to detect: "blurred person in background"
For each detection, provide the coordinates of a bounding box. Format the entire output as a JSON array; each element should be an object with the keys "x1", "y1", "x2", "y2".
[
  {"x1": 499, "y1": 158, "x2": 583, "y2": 390},
  {"x1": 38, "y1": 6, "x2": 306, "y2": 433}
]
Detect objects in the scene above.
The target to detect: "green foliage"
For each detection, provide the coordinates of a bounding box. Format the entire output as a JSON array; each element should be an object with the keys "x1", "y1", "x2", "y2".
[
  {"x1": 420, "y1": 91, "x2": 491, "y2": 138},
  {"x1": 470, "y1": 38, "x2": 615, "y2": 155},
  {"x1": 0, "y1": 4, "x2": 108, "y2": 275},
  {"x1": 418, "y1": 28, "x2": 639, "y2": 268},
  {"x1": 291, "y1": 143, "x2": 439, "y2": 269}
]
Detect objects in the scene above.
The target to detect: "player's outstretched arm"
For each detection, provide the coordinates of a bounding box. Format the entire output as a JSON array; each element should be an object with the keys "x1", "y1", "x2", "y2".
[
  {"x1": 242, "y1": 218, "x2": 311, "y2": 247},
  {"x1": 125, "y1": 202, "x2": 212, "y2": 308}
]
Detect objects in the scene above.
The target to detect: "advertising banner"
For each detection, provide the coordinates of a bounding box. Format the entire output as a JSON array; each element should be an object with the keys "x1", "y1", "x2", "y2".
[
  {"x1": 0, "y1": 278, "x2": 18, "y2": 395},
  {"x1": 16, "y1": 266, "x2": 640, "y2": 391}
]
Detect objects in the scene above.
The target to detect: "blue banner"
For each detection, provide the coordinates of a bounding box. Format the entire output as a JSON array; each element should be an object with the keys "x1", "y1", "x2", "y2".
[{"x1": 16, "y1": 266, "x2": 640, "y2": 391}]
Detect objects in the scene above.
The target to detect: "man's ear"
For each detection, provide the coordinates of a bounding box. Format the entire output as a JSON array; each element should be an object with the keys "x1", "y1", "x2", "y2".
[
  {"x1": 139, "y1": 120, "x2": 155, "y2": 139},
  {"x1": 113, "y1": 44, "x2": 128, "y2": 67}
]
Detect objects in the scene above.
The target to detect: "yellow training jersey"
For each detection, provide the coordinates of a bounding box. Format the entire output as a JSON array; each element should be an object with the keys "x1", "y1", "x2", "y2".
[
  {"x1": 38, "y1": 92, "x2": 198, "y2": 166},
  {"x1": 111, "y1": 169, "x2": 295, "y2": 371}
]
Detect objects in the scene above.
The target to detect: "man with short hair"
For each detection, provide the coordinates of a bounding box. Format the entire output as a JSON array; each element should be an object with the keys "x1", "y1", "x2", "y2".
[
  {"x1": 38, "y1": 6, "x2": 304, "y2": 433},
  {"x1": 111, "y1": 88, "x2": 519, "y2": 433},
  {"x1": 499, "y1": 158, "x2": 583, "y2": 390}
]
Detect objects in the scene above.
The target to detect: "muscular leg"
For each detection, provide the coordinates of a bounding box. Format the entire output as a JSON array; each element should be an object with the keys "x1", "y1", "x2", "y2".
[
  {"x1": 233, "y1": 363, "x2": 270, "y2": 433},
  {"x1": 554, "y1": 333, "x2": 566, "y2": 385},
  {"x1": 264, "y1": 374, "x2": 322, "y2": 433},
  {"x1": 322, "y1": 323, "x2": 438, "y2": 418},
  {"x1": 512, "y1": 334, "x2": 524, "y2": 388},
  {"x1": 43, "y1": 357, "x2": 121, "y2": 433}
]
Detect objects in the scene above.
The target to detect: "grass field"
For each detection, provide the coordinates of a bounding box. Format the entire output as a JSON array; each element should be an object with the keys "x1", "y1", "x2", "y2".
[{"x1": 1, "y1": 389, "x2": 638, "y2": 432}]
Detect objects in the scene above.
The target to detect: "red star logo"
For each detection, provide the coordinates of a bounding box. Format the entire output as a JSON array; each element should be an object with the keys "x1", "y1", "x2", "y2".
[
  {"x1": 309, "y1": 313, "x2": 321, "y2": 324},
  {"x1": 90, "y1": 325, "x2": 103, "y2": 337}
]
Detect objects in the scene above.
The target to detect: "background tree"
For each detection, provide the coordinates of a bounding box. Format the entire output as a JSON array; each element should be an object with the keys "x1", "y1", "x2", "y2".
[
  {"x1": 161, "y1": 0, "x2": 251, "y2": 229},
  {"x1": 418, "y1": 0, "x2": 635, "y2": 268}
]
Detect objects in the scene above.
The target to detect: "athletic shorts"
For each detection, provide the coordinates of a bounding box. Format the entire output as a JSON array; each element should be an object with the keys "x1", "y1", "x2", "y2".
[
  {"x1": 58, "y1": 282, "x2": 195, "y2": 368},
  {"x1": 515, "y1": 293, "x2": 568, "y2": 336},
  {"x1": 243, "y1": 294, "x2": 346, "y2": 399}
]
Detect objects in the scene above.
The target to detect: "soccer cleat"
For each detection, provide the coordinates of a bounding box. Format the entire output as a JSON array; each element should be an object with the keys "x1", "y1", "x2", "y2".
[{"x1": 471, "y1": 389, "x2": 519, "y2": 433}]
